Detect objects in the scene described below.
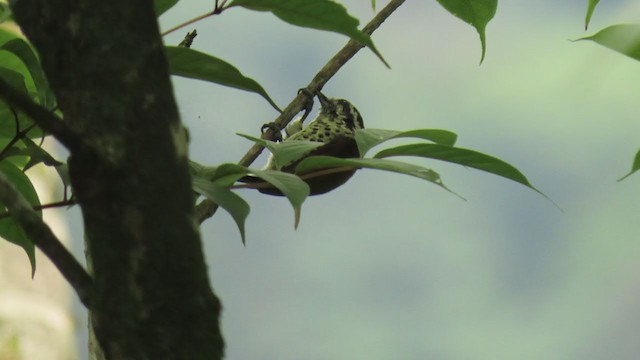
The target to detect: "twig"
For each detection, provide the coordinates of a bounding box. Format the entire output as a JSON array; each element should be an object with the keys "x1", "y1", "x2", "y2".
[
  {"x1": 194, "y1": 0, "x2": 407, "y2": 224},
  {"x1": 0, "y1": 106, "x2": 37, "y2": 159},
  {"x1": 237, "y1": 0, "x2": 406, "y2": 167},
  {"x1": 0, "y1": 198, "x2": 76, "y2": 220},
  {"x1": 0, "y1": 78, "x2": 83, "y2": 153},
  {"x1": 179, "y1": 30, "x2": 198, "y2": 48},
  {"x1": 161, "y1": 5, "x2": 224, "y2": 37},
  {"x1": 0, "y1": 171, "x2": 93, "y2": 307}
]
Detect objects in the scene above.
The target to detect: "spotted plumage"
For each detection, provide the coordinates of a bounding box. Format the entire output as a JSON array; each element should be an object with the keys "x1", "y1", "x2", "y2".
[
  {"x1": 248, "y1": 91, "x2": 364, "y2": 195},
  {"x1": 287, "y1": 96, "x2": 363, "y2": 141},
  {"x1": 264, "y1": 92, "x2": 364, "y2": 172}
]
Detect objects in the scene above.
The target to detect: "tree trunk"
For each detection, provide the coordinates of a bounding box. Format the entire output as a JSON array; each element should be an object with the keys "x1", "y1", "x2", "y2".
[{"x1": 10, "y1": 0, "x2": 225, "y2": 358}]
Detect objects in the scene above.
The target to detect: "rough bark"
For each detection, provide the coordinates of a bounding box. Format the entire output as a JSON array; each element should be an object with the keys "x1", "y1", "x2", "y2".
[{"x1": 9, "y1": 0, "x2": 224, "y2": 358}]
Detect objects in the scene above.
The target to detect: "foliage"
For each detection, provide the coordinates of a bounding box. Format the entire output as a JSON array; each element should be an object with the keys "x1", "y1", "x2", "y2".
[
  {"x1": 585, "y1": 0, "x2": 601, "y2": 30},
  {"x1": 0, "y1": 29, "x2": 56, "y2": 273},
  {"x1": 166, "y1": 46, "x2": 281, "y2": 111},
  {"x1": 578, "y1": 17, "x2": 640, "y2": 181},
  {"x1": 435, "y1": 0, "x2": 497, "y2": 63},
  {"x1": 0, "y1": 0, "x2": 638, "y2": 267}
]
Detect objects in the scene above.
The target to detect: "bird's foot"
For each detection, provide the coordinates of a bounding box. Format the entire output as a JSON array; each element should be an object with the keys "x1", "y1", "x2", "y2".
[
  {"x1": 261, "y1": 122, "x2": 283, "y2": 142},
  {"x1": 297, "y1": 88, "x2": 315, "y2": 123}
]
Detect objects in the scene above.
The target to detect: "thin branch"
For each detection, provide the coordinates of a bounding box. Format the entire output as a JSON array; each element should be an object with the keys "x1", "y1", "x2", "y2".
[
  {"x1": 194, "y1": 0, "x2": 407, "y2": 224},
  {"x1": 12, "y1": 104, "x2": 20, "y2": 132},
  {"x1": 0, "y1": 78, "x2": 83, "y2": 153},
  {"x1": 0, "y1": 171, "x2": 92, "y2": 307},
  {"x1": 178, "y1": 30, "x2": 198, "y2": 48},
  {"x1": 237, "y1": 0, "x2": 406, "y2": 168},
  {"x1": 161, "y1": 3, "x2": 225, "y2": 37},
  {"x1": 0, "y1": 110, "x2": 36, "y2": 161},
  {"x1": 0, "y1": 107, "x2": 24, "y2": 159},
  {"x1": 0, "y1": 198, "x2": 76, "y2": 220}
]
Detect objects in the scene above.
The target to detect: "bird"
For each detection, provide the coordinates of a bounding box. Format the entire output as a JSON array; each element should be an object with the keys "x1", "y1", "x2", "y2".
[{"x1": 245, "y1": 91, "x2": 364, "y2": 196}]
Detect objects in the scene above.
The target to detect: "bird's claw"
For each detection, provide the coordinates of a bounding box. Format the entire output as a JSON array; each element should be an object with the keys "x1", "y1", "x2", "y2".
[
  {"x1": 261, "y1": 122, "x2": 283, "y2": 142},
  {"x1": 297, "y1": 88, "x2": 315, "y2": 122}
]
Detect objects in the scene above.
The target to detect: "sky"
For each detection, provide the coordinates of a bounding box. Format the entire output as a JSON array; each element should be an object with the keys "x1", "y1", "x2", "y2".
[
  {"x1": 153, "y1": 1, "x2": 640, "y2": 359},
  {"x1": 57, "y1": 1, "x2": 640, "y2": 359}
]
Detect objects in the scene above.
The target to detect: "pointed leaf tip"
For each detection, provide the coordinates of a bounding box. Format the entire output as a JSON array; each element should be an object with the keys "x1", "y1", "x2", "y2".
[
  {"x1": 436, "y1": 0, "x2": 497, "y2": 63},
  {"x1": 294, "y1": 207, "x2": 301, "y2": 229},
  {"x1": 585, "y1": 0, "x2": 601, "y2": 30},
  {"x1": 0, "y1": 162, "x2": 39, "y2": 275},
  {"x1": 165, "y1": 46, "x2": 281, "y2": 112},
  {"x1": 578, "y1": 24, "x2": 640, "y2": 62},
  {"x1": 228, "y1": 0, "x2": 389, "y2": 67},
  {"x1": 374, "y1": 143, "x2": 556, "y2": 205},
  {"x1": 618, "y1": 148, "x2": 640, "y2": 181},
  {"x1": 192, "y1": 176, "x2": 250, "y2": 244}
]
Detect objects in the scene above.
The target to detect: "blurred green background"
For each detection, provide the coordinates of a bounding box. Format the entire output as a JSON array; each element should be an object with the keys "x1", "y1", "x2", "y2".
[{"x1": 79, "y1": 1, "x2": 640, "y2": 359}]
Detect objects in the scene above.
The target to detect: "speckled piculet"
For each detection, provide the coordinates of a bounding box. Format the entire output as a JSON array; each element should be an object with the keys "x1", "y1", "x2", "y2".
[{"x1": 252, "y1": 91, "x2": 364, "y2": 196}]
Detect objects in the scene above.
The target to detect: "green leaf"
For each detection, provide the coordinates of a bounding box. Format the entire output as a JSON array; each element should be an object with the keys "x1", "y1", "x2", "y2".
[
  {"x1": 355, "y1": 128, "x2": 458, "y2": 156},
  {"x1": 189, "y1": 162, "x2": 221, "y2": 184},
  {"x1": 578, "y1": 24, "x2": 640, "y2": 62},
  {"x1": 191, "y1": 160, "x2": 310, "y2": 229},
  {"x1": 0, "y1": 161, "x2": 40, "y2": 213},
  {"x1": 190, "y1": 162, "x2": 257, "y2": 190},
  {"x1": 193, "y1": 176, "x2": 250, "y2": 244},
  {"x1": 374, "y1": 143, "x2": 544, "y2": 195},
  {"x1": 0, "y1": 27, "x2": 18, "y2": 45},
  {"x1": 208, "y1": 163, "x2": 253, "y2": 186},
  {"x1": 237, "y1": 133, "x2": 323, "y2": 170},
  {"x1": 0, "y1": 68, "x2": 28, "y2": 137},
  {"x1": 436, "y1": 0, "x2": 497, "y2": 63},
  {"x1": 0, "y1": 33, "x2": 35, "y2": 92},
  {"x1": 0, "y1": 161, "x2": 39, "y2": 275},
  {"x1": 0, "y1": 138, "x2": 28, "y2": 168},
  {"x1": 585, "y1": 0, "x2": 601, "y2": 30},
  {"x1": 228, "y1": 0, "x2": 389, "y2": 67},
  {"x1": 618, "y1": 148, "x2": 640, "y2": 181},
  {"x1": 165, "y1": 46, "x2": 282, "y2": 112},
  {"x1": 295, "y1": 156, "x2": 461, "y2": 198},
  {"x1": 0, "y1": 38, "x2": 55, "y2": 108},
  {"x1": 14, "y1": 137, "x2": 62, "y2": 171},
  {"x1": 371, "y1": 0, "x2": 376, "y2": 11},
  {"x1": 0, "y1": 218, "x2": 35, "y2": 274},
  {"x1": 154, "y1": 0, "x2": 179, "y2": 16},
  {"x1": 0, "y1": 101, "x2": 44, "y2": 139},
  {"x1": 0, "y1": 68, "x2": 44, "y2": 139},
  {"x1": 188, "y1": 160, "x2": 208, "y2": 176},
  {"x1": 244, "y1": 168, "x2": 309, "y2": 228},
  {"x1": 0, "y1": 2, "x2": 13, "y2": 23},
  {"x1": 0, "y1": 67, "x2": 27, "y2": 98}
]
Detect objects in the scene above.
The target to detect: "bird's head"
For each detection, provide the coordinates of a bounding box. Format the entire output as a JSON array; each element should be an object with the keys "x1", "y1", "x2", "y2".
[{"x1": 317, "y1": 91, "x2": 364, "y2": 130}]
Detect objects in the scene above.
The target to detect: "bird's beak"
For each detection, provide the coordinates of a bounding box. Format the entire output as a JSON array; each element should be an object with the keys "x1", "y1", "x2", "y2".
[{"x1": 317, "y1": 91, "x2": 331, "y2": 108}]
